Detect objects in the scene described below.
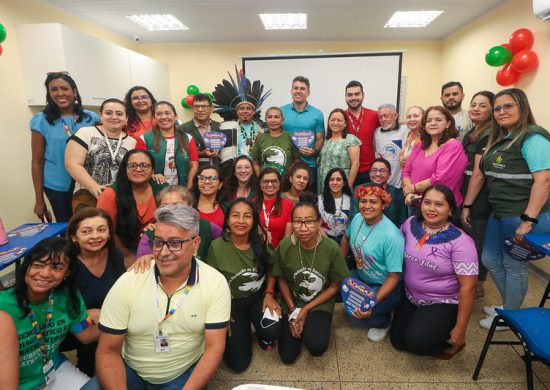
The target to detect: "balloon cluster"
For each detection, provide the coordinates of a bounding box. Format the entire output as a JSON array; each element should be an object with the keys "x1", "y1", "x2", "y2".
[
  {"x1": 181, "y1": 85, "x2": 215, "y2": 109},
  {"x1": 485, "y1": 28, "x2": 539, "y2": 86},
  {"x1": 0, "y1": 22, "x2": 7, "y2": 56}
]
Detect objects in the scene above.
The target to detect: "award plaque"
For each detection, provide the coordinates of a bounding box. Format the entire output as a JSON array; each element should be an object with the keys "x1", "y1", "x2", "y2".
[
  {"x1": 203, "y1": 131, "x2": 228, "y2": 151},
  {"x1": 291, "y1": 130, "x2": 315, "y2": 149},
  {"x1": 340, "y1": 277, "x2": 377, "y2": 316}
]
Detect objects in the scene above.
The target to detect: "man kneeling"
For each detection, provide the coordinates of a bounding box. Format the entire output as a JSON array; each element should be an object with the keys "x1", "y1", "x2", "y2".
[{"x1": 84, "y1": 204, "x2": 230, "y2": 389}]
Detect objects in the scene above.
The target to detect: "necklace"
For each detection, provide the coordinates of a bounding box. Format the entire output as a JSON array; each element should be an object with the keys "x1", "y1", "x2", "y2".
[
  {"x1": 59, "y1": 115, "x2": 78, "y2": 138},
  {"x1": 351, "y1": 218, "x2": 380, "y2": 260},
  {"x1": 297, "y1": 233, "x2": 321, "y2": 285},
  {"x1": 238, "y1": 122, "x2": 258, "y2": 153},
  {"x1": 416, "y1": 222, "x2": 450, "y2": 248}
]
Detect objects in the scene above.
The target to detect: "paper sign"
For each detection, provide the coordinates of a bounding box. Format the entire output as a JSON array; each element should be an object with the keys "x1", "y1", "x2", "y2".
[
  {"x1": 203, "y1": 131, "x2": 228, "y2": 151},
  {"x1": 504, "y1": 237, "x2": 545, "y2": 261},
  {"x1": 291, "y1": 130, "x2": 315, "y2": 149},
  {"x1": 340, "y1": 277, "x2": 377, "y2": 316}
]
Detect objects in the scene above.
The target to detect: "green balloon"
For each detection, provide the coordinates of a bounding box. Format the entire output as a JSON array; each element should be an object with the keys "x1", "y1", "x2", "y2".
[
  {"x1": 485, "y1": 45, "x2": 513, "y2": 67},
  {"x1": 181, "y1": 97, "x2": 190, "y2": 109},
  {"x1": 0, "y1": 23, "x2": 6, "y2": 43},
  {"x1": 186, "y1": 84, "x2": 200, "y2": 95},
  {"x1": 205, "y1": 92, "x2": 215, "y2": 103}
]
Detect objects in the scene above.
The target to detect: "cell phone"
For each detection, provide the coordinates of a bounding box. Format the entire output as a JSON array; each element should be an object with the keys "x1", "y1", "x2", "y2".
[{"x1": 410, "y1": 195, "x2": 422, "y2": 208}]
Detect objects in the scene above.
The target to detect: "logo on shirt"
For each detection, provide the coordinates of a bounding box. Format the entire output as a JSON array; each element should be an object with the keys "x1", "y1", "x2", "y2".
[
  {"x1": 294, "y1": 268, "x2": 325, "y2": 302},
  {"x1": 493, "y1": 154, "x2": 505, "y2": 169},
  {"x1": 382, "y1": 143, "x2": 399, "y2": 159}
]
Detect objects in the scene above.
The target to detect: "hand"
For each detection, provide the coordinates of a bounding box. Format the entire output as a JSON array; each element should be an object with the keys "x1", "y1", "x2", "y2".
[
  {"x1": 299, "y1": 146, "x2": 315, "y2": 157},
  {"x1": 86, "y1": 308, "x2": 101, "y2": 325},
  {"x1": 403, "y1": 184, "x2": 415, "y2": 195},
  {"x1": 262, "y1": 295, "x2": 282, "y2": 319},
  {"x1": 128, "y1": 254, "x2": 154, "y2": 273},
  {"x1": 227, "y1": 316, "x2": 235, "y2": 337},
  {"x1": 143, "y1": 222, "x2": 157, "y2": 232},
  {"x1": 34, "y1": 200, "x2": 51, "y2": 222},
  {"x1": 461, "y1": 208, "x2": 471, "y2": 229},
  {"x1": 515, "y1": 221, "x2": 533, "y2": 241},
  {"x1": 91, "y1": 184, "x2": 107, "y2": 198},
  {"x1": 205, "y1": 149, "x2": 219, "y2": 157},
  {"x1": 405, "y1": 193, "x2": 416, "y2": 206},
  {"x1": 447, "y1": 326, "x2": 466, "y2": 348},
  {"x1": 351, "y1": 307, "x2": 372, "y2": 319},
  {"x1": 152, "y1": 174, "x2": 166, "y2": 185},
  {"x1": 266, "y1": 231, "x2": 273, "y2": 246},
  {"x1": 290, "y1": 307, "x2": 308, "y2": 338}
]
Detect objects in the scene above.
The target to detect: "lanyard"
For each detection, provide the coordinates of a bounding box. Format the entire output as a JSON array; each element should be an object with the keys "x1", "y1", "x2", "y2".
[
  {"x1": 27, "y1": 292, "x2": 55, "y2": 364},
  {"x1": 347, "y1": 108, "x2": 363, "y2": 136},
  {"x1": 152, "y1": 272, "x2": 193, "y2": 334},
  {"x1": 101, "y1": 128, "x2": 124, "y2": 165},
  {"x1": 351, "y1": 219, "x2": 378, "y2": 260},
  {"x1": 262, "y1": 201, "x2": 274, "y2": 228},
  {"x1": 59, "y1": 115, "x2": 78, "y2": 138},
  {"x1": 238, "y1": 122, "x2": 258, "y2": 154}
]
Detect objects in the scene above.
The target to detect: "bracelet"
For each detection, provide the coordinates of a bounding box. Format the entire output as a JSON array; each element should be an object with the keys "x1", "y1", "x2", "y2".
[
  {"x1": 520, "y1": 213, "x2": 539, "y2": 224},
  {"x1": 463, "y1": 204, "x2": 472, "y2": 209},
  {"x1": 413, "y1": 184, "x2": 417, "y2": 192},
  {"x1": 263, "y1": 290, "x2": 275, "y2": 297}
]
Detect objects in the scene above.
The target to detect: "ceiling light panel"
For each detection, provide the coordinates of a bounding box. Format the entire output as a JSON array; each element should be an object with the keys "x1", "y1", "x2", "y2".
[
  {"x1": 259, "y1": 13, "x2": 307, "y2": 30},
  {"x1": 126, "y1": 14, "x2": 188, "y2": 31},
  {"x1": 384, "y1": 11, "x2": 443, "y2": 28}
]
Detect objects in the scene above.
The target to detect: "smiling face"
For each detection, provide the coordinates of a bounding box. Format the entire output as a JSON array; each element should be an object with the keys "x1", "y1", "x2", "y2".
[
  {"x1": 260, "y1": 172, "x2": 280, "y2": 198},
  {"x1": 328, "y1": 111, "x2": 346, "y2": 135},
  {"x1": 345, "y1": 86, "x2": 364, "y2": 111},
  {"x1": 358, "y1": 194, "x2": 385, "y2": 224},
  {"x1": 493, "y1": 94, "x2": 521, "y2": 131},
  {"x1": 228, "y1": 201, "x2": 254, "y2": 239},
  {"x1": 234, "y1": 158, "x2": 253, "y2": 185},
  {"x1": 292, "y1": 205, "x2": 319, "y2": 245},
  {"x1": 421, "y1": 189, "x2": 452, "y2": 229},
  {"x1": 291, "y1": 81, "x2": 310, "y2": 105},
  {"x1": 425, "y1": 108, "x2": 451, "y2": 139},
  {"x1": 197, "y1": 168, "x2": 222, "y2": 197},
  {"x1": 290, "y1": 169, "x2": 310, "y2": 192},
  {"x1": 328, "y1": 171, "x2": 345, "y2": 196},
  {"x1": 101, "y1": 102, "x2": 127, "y2": 132},
  {"x1": 25, "y1": 252, "x2": 70, "y2": 302},
  {"x1": 130, "y1": 89, "x2": 152, "y2": 114},
  {"x1": 441, "y1": 85, "x2": 464, "y2": 111},
  {"x1": 154, "y1": 103, "x2": 177, "y2": 132},
  {"x1": 126, "y1": 152, "x2": 153, "y2": 185},
  {"x1": 406, "y1": 107, "x2": 423, "y2": 132},
  {"x1": 265, "y1": 108, "x2": 284, "y2": 131},
  {"x1": 236, "y1": 103, "x2": 255, "y2": 123},
  {"x1": 72, "y1": 216, "x2": 110, "y2": 254},
  {"x1": 48, "y1": 78, "x2": 76, "y2": 112},
  {"x1": 153, "y1": 223, "x2": 199, "y2": 278},
  {"x1": 192, "y1": 99, "x2": 212, "y2": 122},
  {"x1": 378, "y1": 108, "x2": 398, "y2": 130},
  {"x1": 468, "y1": 94, "x2": 492, "y2": 126},
  {"x1": 369, "y1": 162, "x2": 390, "y2": 186}
]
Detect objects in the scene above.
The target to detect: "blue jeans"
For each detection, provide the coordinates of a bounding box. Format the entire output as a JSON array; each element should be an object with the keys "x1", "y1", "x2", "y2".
[
  {"x1": 43, "y1": 185, "x2": 73, "y2": 222},
  {"x1": 482, "y1": 210, "x2": 550, "y2": 309},
  {"x1": 346, "y1": 270, "x2": 403, "y2": 329},
  {"x1": 81, "y1": 361, "x2": 201, "y2": 390}
]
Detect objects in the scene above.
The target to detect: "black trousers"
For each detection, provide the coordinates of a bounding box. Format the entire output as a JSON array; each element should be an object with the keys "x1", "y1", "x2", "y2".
[
  {"x1": 278, "y1": 310, "x2": 333, "y2": 364},
  {"x1": 389, "y1": 298, "x2": 458, "y2": 356},
  {"x1": 224, "y1": 291, "x2": 281, "y2": 372}
]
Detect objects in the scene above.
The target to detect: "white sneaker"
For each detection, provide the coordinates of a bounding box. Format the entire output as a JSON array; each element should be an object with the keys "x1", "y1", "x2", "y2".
[
  {"x1": 367, "y1": 327, "x2": 390, "y2": 342},
  {"x1": 479, "y1": 315, "x2": 507, "y2": 331},
  {"x1": 483, "y1": 305, "x2": 503, "y2": 316}
]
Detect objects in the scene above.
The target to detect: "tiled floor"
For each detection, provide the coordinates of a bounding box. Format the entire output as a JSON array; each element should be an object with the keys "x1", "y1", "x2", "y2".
[{"x1": 209, "y1": 274, "x2": 550, "y2": 390}]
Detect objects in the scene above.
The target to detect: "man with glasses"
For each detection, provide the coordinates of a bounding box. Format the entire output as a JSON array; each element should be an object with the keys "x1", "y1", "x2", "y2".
[
  {"x1": 181, "y1": 93, "x2": 221, "y2": 167},
  {"x1": 440, "y1": 81, "x2": 473, "y2": 139},
  {"x1": 88, "y1": 204, "x2": 230, "y2": 390}
]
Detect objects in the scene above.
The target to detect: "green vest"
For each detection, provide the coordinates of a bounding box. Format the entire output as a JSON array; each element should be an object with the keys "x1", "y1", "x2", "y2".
[
  {"x1": 143, "y1": 131, "x2": 190, "y2": 186},
  {"x1": 146, "y1": 217, "x2": 213, "y2": 261},
  {"x1": 480, "y1": 125, "x2": 550, "y2": 217},
  {"x1": 462, "y1": 127, "x2": 492, "y2": 219}
]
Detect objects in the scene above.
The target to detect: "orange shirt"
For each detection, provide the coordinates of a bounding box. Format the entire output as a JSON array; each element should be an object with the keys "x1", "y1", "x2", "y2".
[{"x1": 97, "y1": 187, "x2": 157, "y2": 231}]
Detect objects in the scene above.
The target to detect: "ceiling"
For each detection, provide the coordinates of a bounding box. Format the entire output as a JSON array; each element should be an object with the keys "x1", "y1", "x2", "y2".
[{"x1": 43, "y1": 0, "x2": 509, "y2": 43}]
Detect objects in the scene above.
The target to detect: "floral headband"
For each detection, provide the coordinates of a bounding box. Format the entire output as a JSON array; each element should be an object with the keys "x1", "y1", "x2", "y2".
[{"x1": 354, "y1": 185, "x2": 392, "y2": 206}]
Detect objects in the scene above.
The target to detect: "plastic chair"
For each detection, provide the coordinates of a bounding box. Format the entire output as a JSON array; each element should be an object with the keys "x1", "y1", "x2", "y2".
[{"x1": 472, "y1": 307, "x2": 550, "y2": 389}]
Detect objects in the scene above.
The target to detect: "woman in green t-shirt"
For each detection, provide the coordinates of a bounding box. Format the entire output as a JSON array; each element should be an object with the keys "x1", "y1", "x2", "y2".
[
  {"x1": 207, "y1": 198, "x2": 281, "y2": 372},
  {"x1": 0, "y1": 237, "x2": 98, "y2": 390},
  {"x1": 273, "y1": 192, "x2": 350, "y2": 364}
]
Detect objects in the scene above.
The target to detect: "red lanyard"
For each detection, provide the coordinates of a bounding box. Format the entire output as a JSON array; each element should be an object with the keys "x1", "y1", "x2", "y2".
[{"x1": 347, "y1": 108, "x2": 364, "y2": 136}]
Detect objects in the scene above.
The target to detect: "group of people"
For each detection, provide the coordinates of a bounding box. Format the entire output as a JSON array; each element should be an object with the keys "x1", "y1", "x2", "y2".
[{"x1": 0, "y1": 71, "x2": 548, "y2": 389}]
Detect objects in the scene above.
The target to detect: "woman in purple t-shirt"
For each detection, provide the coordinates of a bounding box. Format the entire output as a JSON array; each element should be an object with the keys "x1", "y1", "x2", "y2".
[{"x1": 389, "y1": 185, "x2": 478, "y2": 359}]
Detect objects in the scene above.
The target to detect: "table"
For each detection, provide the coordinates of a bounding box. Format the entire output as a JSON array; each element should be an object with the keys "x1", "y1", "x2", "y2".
[{"x1": 0, "y1": 222, "x2": 68, "y2": 271}]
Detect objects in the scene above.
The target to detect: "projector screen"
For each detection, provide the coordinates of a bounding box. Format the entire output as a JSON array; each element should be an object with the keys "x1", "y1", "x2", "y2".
[{"x1": 242, "y1": 52, "x2": 403, "y2": 122}]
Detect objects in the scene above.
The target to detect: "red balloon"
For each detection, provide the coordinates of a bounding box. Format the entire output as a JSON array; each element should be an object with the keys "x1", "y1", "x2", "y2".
[
  {"x1": 0, "y1": 44, "x2": 3, "y2": 56},
  {"x1": 496, "y1": 62, "x2": 520, "y2": 86},
  {"x1": 185, "y1": 95, "x2": 195, "y2": 106},
  {"x1": 501, "y1": 43, "x2": 512, "y2": 51},
  {"x1": 510, "y1": 50, "x2": 539, "y2": 74},
  {"x1": 509, "y1": 28, "x2": 534, "y2": 54}
]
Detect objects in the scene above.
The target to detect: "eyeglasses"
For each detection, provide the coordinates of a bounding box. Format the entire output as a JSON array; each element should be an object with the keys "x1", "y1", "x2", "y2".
[
  {"x1": 151, "y1": 237, "x2": 196, "y2": 252},
  {"x1": 370, "y1": 168, "x2": 389, "y2": 175},
  {"x1": 261, "y1": 179, "x2": 279, "y2": 186},
  {"x1": 292, "y1": 220, "x2": 317, "y2": 228},
  {"x1": 493, "y1": 102, "x2": 517, "y2": 113},
  {"x1": 131, "y1": 95, "x2": 150, "y2": 102},
  {"x1": 192, "y1": 104, "x2": 211, "y2": 110},
  {"x1": 127, "y1": 162, "x2": 152, "y2": 171},
  {"x1": 198, "y1": 175, "x2": 218, "y2": 183}
]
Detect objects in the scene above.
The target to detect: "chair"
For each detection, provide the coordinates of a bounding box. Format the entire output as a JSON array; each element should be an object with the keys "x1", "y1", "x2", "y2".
[{"x1": 472, "y1": 306, "x2": 550, "y2": 389}]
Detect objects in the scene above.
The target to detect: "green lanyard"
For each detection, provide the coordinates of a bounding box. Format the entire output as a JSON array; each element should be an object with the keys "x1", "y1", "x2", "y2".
[{"x1": 27, "y1": 292, "x2": 55, "y2": 364}]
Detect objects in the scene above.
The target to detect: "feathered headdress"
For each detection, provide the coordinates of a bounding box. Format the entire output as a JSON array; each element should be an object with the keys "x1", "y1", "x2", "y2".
[{"x1": 213, "y1": 65, "x2": 271, "y2": 121}]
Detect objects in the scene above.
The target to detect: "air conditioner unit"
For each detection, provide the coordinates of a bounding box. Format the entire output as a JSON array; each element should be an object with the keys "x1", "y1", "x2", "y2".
[{"x1": 534, "y1": 0, "x2": 550, "y2": 20}]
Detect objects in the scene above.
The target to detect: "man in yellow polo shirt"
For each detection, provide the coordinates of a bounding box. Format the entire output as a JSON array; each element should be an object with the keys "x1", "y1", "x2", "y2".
[{"x1": 85, "y1": 204, "x2": 230, "y2": 389}]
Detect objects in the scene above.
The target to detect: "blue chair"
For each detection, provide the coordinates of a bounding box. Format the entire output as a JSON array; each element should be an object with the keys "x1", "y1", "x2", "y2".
[{"x1": 472, "y1": 307, "x2": 550, "y2": 389}]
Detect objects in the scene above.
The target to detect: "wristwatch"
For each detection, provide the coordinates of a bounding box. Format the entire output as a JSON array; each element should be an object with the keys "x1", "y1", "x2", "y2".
[
  {"x1": 520, "y1": 213, "x2": 539, "y2": 224},
  {"x1": 463, "y1": 204, "x2": 472, "y2": 209}
]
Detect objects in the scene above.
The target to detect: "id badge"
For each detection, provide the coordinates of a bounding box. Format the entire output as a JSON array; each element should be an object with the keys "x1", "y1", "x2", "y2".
[
  {"x1": 154, "y1": 333, "x2": 170, "y2": 353},
  {"x1": 43, "y1": 359, "x2": 56, "y2": 385}
]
